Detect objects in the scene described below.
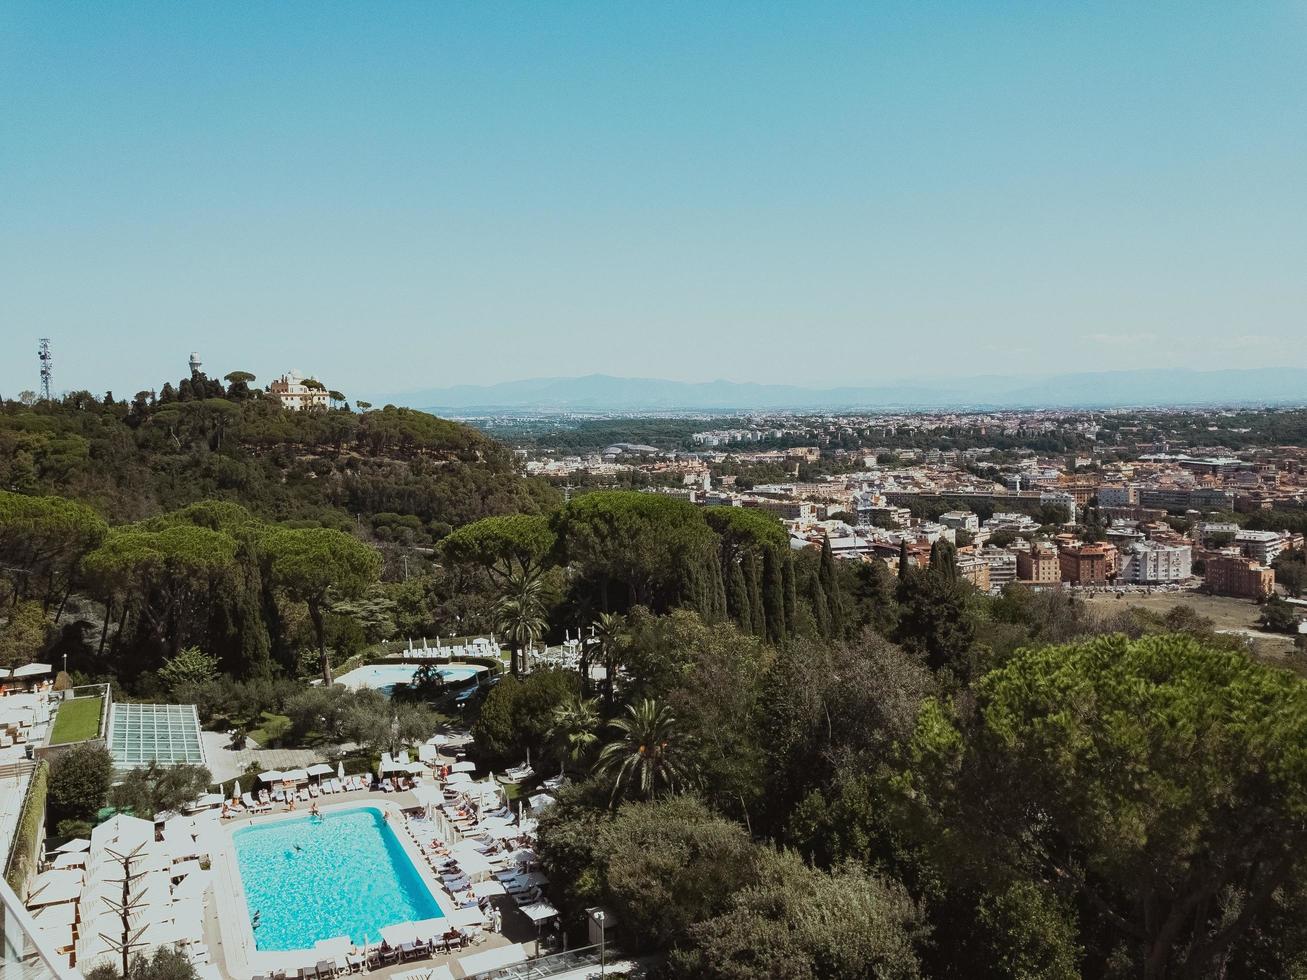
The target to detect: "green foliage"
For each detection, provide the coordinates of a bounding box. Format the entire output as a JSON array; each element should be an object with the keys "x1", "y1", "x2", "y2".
[
  {"x1": 441, "y1": 514, "x2": 557, "y2": 579},
  {"x1": 109, "y1": 763, "x2": 212, "y2": 818},
  {"x1": 897, "y1": 634, "x2": 1307, "y2": 979},
  {"x1": 672, "y1": 848, "x2": 927, "y2": 980},
  {"x1": 342, "y1": 688, "x2": 441, "y2": 758},
  {"x1": 1260, "y1": 594, "x2": 1302, "y2": 634},
  {"x1": 0, "y1": 600, "x2": 50, "y2": 667},
  {"x1": 262, "y1": 526, "x2": 382, "y2": 682},
  {"x1": 595, "y1": 698, "x2": 697, "y2": 804},
  {"x1": 84, "y1": 945, "x2": 199, "y2": 980},
  {"x1": 555, "y1": 491, "x2": 723, "y2": 616},
  {"x1": 472, "y1": 670, "x2": 577, "y2": 765},
  {"x1": 596, "y1": 796, "x2": 758, "y2": 951},
  {"x1": 48, "y1": 743, "x2": 114, "y2": 825},
  {"x1": 157, "y1": 646, "x2": 220, "y2": 699},
  {"x1": 5, "y1": 760, "x2": 48, "y2": 892},
  {"x1": 975, "y1": 880, "x2": 1083, "y2": 980}
]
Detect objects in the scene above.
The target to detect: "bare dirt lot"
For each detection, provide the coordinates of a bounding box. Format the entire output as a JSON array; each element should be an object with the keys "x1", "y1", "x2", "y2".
[{"x1": 1079, "y1": 589, "x2": 1299, "y2": 665}]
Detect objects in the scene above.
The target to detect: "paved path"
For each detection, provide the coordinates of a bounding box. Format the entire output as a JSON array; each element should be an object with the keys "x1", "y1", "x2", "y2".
[{"x1": 202, "y1": 731, "x2": 329, "y2": 782}]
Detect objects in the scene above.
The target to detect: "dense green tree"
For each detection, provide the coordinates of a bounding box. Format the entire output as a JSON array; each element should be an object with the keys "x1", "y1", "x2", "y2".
[
  {"x1": 261, "y1": 526, "x2": 381, "y2": 683},
  {"x1": 441, "y1": 514, "x2": 557, "y2": 583},
  {"x1": 547, "y1": 697, "x2": 600, "y2": 774},
  {"x1": 672, "y1": 848, "x2": 926, "y2": 980},
  {"x1": 818, "y1": 535, "x2": 845, "y2": 636},
  {"x1": 0, "y1": 600, "x2": 50, "y2": 667},
  {"x1": 596, "y1": 698, "x2": 697, "y2": 804},
  {"x1": 554, "y1": 491, "x2": 722, "y2": 615},
  {"x1": 48, "y1": 743, "x2": 114, "y2": 825},
  {"x1": 109, "y1": 763, "x2": 211, "y2": 818},
  {"x1": 85, "y1": 944, "x2": 198, "y2": 980},
  {"x1": 343, "y1": 689, "x2": 441, "y2": 758},
  {"x1": 495, "y1": 566, "x2": 548, "y2": 676},
  {"x1": 156, "y1": 646, "x2": 220, "y2": 700},
  {"x1": 597, "y1": 796, "x2": 758, "y2": 951},
  {"x1": 896, "y1": 634, "x2": 1307, "y2": 980}
]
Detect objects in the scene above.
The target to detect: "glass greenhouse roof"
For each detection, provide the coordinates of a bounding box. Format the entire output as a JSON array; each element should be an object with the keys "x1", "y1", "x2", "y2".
[{"x1": 107, "y1": 702, "x2": 206, "y2": 770}]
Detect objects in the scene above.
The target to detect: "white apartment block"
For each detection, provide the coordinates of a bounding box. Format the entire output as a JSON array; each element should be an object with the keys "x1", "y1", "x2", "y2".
[
  {"x1": 1119, "y1": 541, "x2": 1193, "y2": 584},
  {"x1": 1234, "y1": 529, "x2": 1288, "y2": 566}
]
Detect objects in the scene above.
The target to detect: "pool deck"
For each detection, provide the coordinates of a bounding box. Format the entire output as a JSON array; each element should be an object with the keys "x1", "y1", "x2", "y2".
[{"x1": 209, "y1": 791, "x2": 533, "y2": 980}]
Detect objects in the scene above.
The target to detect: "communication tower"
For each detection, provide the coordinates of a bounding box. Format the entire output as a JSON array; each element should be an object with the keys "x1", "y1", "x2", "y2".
[{"x1": 38, "y1": 338, "x2": 52, "y2": 402}]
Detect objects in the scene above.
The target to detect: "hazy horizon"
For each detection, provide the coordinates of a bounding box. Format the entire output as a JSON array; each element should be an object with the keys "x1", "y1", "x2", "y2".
[{"x1": 4, "y1": 3, "x2": 1306, "y2": 397}]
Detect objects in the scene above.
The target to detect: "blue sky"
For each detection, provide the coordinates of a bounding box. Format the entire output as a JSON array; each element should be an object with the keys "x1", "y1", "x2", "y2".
[{"x1": 2, "y1": 2, "x2": 1305, "y2": 399}]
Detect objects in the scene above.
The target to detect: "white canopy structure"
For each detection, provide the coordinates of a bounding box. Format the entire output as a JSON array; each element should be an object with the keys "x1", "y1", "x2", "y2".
[
  {"x1": 455, "y1": 943, "x2": 525, "y2": 977},
  {"x1": 258, "y1": 770, "x2": 284, "y2": 783},
  {"x1": 91, "y1": 814, "x2": 154, "y2": 853},
  {"x1": 470, "y1": 880, "x2": 505, "y2": 898},
  {"x1": 26, "y1": 870, "x2": 83, "y2": 907},
  {"x1": 444, "y1": 906, "x2": 487, "y2": 929},
  {"x1": 518, "y1": 901, "x2": 560, "y2": 924},
  {"x1": 450, "y1": 761, "x2": 476, "y2": 773},
  {"x1": 54, "y1": 838, "x2": 90, "y2": 853},
  {"x1": 307, "y1": 763, "x2": 334, "y2": 778}
]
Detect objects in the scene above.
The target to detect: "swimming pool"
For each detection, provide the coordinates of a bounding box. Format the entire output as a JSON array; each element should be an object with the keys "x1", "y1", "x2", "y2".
[
  {"x1": 232, "y1": 806, "x2": 443, "y2": 950},
  {"x1": 335, "y1": 663, "x2": 484, "y2": 696}
]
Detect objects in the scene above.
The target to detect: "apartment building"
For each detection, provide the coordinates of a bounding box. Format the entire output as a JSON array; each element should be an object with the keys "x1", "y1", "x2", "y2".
[
  {"x1": 1059, "y1": 543, "x2": 1111, "y2": 585},
  {"x1": 1234, "y1": 529, "x2": 1288, "y2": 565},
  {"x1": 1204, "y1": 554, "x2": 1275, "y2": 599},
  {"x1": 1016, "y1": 545, "x2": 1060, "y2": 585},
  {"x1": 1096, "y1": 484, "x2": 1139, "y2": 507},
  {"x1": 1118, "y1": 540, "x2": 1192, "y2": 584},
  {"x1": 956, "y1": 554, "x2": 991, "y2": 592},
  {"x1": 939, "y1": 511, "x2": 980, "y2": 533}
]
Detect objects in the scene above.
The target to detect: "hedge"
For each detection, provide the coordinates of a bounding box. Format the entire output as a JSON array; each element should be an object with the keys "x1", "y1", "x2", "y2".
[{"x1": 5, "y1": 759, "x2": 49, "y2": 893}]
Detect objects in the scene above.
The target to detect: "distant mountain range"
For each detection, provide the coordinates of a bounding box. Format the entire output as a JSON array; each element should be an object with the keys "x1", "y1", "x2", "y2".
[{"x1": 373, "y1": 368, "x2": 1307, "y2": 414}]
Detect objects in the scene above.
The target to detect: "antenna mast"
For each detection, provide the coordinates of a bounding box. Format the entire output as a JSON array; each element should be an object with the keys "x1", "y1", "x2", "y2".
[{"x1": 38, "y1": 338, "x2": 52, "y2": 402}]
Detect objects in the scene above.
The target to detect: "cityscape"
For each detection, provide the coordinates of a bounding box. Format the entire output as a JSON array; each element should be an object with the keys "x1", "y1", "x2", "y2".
[{"x1": 5, "y1": 4, "x2": 1307, "y2": 980}]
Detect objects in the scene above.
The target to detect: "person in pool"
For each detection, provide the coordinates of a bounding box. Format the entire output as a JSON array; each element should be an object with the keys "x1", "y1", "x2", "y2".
[{"x1": 310, "y1": 800, "x2": 320, "y2": 817}]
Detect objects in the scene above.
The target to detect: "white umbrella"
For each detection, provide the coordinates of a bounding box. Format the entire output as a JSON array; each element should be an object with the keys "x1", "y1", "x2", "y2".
[
  {"x1": 52, "y1": 852, "x2": 86, "y2": 868},
  {"x1": 445, "y1": 772, "x2": 471, "y2": 785},
  {"x1": 55, "y1": 838, "x2": 90, "y2": 853},
  {"x1": 232, "y1": 780, "x2": 240, "y2": 800},
  {"x1": 471, "y1": 880, "x2": 506, "y2": 898},
  {"x1": 451, "y1": 761, "x2": 475, "y2": 773},
  {"x1": 336, "y1": 761, "x2": 346, "y2": 781},
  {"x1": 258, "y1": 770, "x2": 284, "y2": 783},
  {"x1": 307, "y1": 763, "x2": 334, "y2": 777},
  {"x1": 281, "y1": 769, "x2": 308, "y2": 782},
  {"x1": 32, "y1": 902, "x2": 78, "y2": 927}
]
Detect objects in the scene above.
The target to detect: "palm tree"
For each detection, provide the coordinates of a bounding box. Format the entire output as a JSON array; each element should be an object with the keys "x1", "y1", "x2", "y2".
[
  {"x1": 594, "y1": 698, "x2": 696, "y2": 804},
  {"x1": 496, "y1": 566, "x2": 547, "y2": 676},
  {"x1": 547, "y1": 697, "x2": 600, "y2": 774},
  {"x1": 590, "y1": 611, "x2": 626, "y2": 706}
]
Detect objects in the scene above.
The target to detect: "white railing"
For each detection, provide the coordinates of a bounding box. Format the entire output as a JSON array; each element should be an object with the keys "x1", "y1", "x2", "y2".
[{"x1": 0, "y1": 874, "x2": 82, "y2": 980}]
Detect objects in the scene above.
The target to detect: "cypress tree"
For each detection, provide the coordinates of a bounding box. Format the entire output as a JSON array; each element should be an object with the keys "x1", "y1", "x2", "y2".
[
  {"x1": 819, "y1": 534, "x2": 845, "y2": 637},
  {"x1": 782, "y1": 552, "x2": 798, "y2": 633},
  {"x1": 762, "y1": 547, "x2": 786, "y2": 643},
  {"x1": 930, "y1": 538, "x2": 959, "y2": 584},
  {"x1": 746, "y1": 553, "x2": 767, "y2": 639},
  {"x1": 806, "y1": 569, "x2": 831, "y2": 637},
  {"x1": 898, "y1": 539, "x2": 911, "y2": 579},
  {"x1": 727, "y1": 558, "x2": 751, "y2": 632}
]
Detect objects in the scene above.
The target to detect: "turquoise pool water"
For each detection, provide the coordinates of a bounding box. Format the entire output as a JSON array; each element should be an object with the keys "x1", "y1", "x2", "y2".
[
  {"x1": 233, "y1": 806, "x2": 443, "y2": 950},
  {"x1": 335, "y1": 663, "x2": 482, "y2": 696}
]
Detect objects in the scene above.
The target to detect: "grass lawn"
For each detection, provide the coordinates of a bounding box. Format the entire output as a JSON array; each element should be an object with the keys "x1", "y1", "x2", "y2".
[{"x1": 49, "y1": 696, "x2": 103, "y2": 744}]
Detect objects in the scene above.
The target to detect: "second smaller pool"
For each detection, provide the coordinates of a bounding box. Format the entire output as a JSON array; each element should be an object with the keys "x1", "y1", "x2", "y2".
[{"x1": 335, "y1": 663, "x2": 484, "y2": 697}]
